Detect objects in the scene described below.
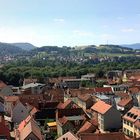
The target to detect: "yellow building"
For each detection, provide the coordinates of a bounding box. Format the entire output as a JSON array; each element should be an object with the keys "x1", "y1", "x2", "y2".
[{"x1": 123, "y1": 107, "x2": 140, "y2": 138}]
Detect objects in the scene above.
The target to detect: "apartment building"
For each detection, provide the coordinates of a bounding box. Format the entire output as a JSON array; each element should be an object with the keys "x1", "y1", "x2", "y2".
[{"x1": 123, "y1": 106, "x2": 140, "y2": 138}]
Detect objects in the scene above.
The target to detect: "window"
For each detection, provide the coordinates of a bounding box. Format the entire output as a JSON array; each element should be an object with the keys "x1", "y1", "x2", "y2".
[
  {"x1": 123, "y1": 127, "x2": 126, "y2": 132},
  {"x1": 123, "y1": 119, "x2": 126, "y2": 124},
  {"x1": 130, "y1": 122, "x2": 133, "y2": 127},
  {"x1": 130, "y1": 131, "x2": 133, "y2": 136}
]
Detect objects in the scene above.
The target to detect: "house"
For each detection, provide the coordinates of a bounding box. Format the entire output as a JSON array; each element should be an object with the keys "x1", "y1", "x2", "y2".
[
  {"x1": 57, "y1": 131, "x2": 78, "y2": 140},
  {"x1": 104, "y1": 84, "x2": 129, "y2": 93},
  {"x1": 123, "y1": 106, "x2": 140, "y2": 138},
  {"x1": 4, "y1": 96, "x2": 19, "y2": 116},
  {"x1": 56, "y1": 108, "x2": 87, "y2": 137},
  {"x1": 77, "y1": 94, "x2": 93, "y2": 110},
  {"x1": 12, "y1": 101, "x2": 30, "y2": 124},
  {"x1": 129, "y1": 86, "x2": 140, "y2": 107},
  {"x1": 0, "y1": 81, "x2": 13, "y2": 96},
  {"x1": 21, "y1": 82, "x2": 45, "y2": 94},
  {"x1": 117, "y1": 97, "x2": 133, "y2": 115},
  {"x1": 15, "y1": 115, "x2": 42, "y2": 140},
  {"x1": 93, "y1": 87, "x2": 113, "y2": 95},
  {"x1": 77, "y1": 121, "x2": 97, "y2": 135},
  {"x1": 79, "y1": 132, "x2": 127, "y2": 140},
  {"x1": 57, "y1": 99, "x2": 79, "y2": 109},
  {"x1": 91, "y1": 100, "x2": 121, "y2": 132},
  {"x1": 0, "y1": 113, "x2": 10, "y2": 140},
  {"x1": 19, "y1": 94, "x2": 44, "y2": 108},
  {"x1": 81, "y1": 73, "x2": 96, "y2": 84},
  {"x1": 63, "y1": 79, "x2": 90, "y2": 89}
]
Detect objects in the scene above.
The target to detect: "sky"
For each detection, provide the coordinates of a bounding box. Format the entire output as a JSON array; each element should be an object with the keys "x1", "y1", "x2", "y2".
[{"x1": 0, "y1": 0, "x2": 140, "y2": 47}]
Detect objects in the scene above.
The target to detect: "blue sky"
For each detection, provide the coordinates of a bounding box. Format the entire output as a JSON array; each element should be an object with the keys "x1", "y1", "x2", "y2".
[{"x1": 0, "y1": 0, "x2": 140, "y2": 47}]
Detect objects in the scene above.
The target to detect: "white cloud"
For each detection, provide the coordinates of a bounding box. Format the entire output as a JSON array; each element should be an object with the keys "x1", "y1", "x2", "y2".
[{"x1": 121, "y1": 28, "x2": 135, "y2": 32}]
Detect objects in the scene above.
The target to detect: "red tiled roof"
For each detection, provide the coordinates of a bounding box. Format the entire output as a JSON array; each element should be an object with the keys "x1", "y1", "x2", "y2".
[
  {"x1": 78, "y1": 94, "x2": 91, "y2": 102},
  {"x1": 94, "y1": 87, "x2": 112, "y2": 93},
  {"x1": 118, "y1": 97, "x2": 132, "y2": 107},
  {"x1": 115, "y1": 92, "x2": 129, "y2": 98},
  {"x1": 57, "y1": 99, "x2": 72, "y2": 109},
  {"x1": 77, "y1": 121, "x2": 96, "y2": 134},
  {"x1": 58, "y1": 116, "x2": 68, "y2": 126},
  {"x1": 80, "y1": 132, "x2": 127, "y2": 140},
  {"x1": 30, "y1": 107, "x2": 39, "y2": 116},
  {"x1": 17, "y1": 115, "x2": 42, "y2": 140},
  {"x1": 18, "y1": 115, "x2": 32, "y2": 132},
  {"x1": 91, "y1": 100, "x2": 112, "y2": 114},
  {"x1": 123, "y1": 107, "x2": 140, "y2": 123},
  {"x1": 19, "y1": 118, "x2": 42, "y2": 140},
  {"x1": 129, "y1": 87, "x2": 140, "y2": 94},
  {"x1": 57, "y1": 131, "x2": 78, "y2": 140},
  {"x1": 4, "y1": 96, "x2": 19, "y2": 102}
]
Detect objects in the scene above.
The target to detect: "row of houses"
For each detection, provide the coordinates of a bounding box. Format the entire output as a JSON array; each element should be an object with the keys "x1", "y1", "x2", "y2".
[{"x1": 1, "y1": 70, "x2": 140, "y2": 139}]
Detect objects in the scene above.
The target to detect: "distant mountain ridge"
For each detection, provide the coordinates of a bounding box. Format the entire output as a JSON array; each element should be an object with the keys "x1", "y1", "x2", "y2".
[
  {"x1": 121, "y1": 43, "x2": 140, "y2": 50},
  {"x1": 0, "y1": 42, "x2": 25, "y2": 56},
  {"x1": 11, "y1": 42, "x2": 36, "y2": 51}
]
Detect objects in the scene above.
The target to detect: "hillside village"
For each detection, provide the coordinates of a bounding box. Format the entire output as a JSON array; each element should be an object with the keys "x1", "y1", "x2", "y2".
[{"x1": 1, "y1": 69, "x2": 140, "y2": 139}]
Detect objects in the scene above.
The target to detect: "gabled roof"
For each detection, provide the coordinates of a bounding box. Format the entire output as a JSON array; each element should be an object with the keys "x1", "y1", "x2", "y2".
[
  {"x1": 18, "y1": 115, "x2": 42, "y2": 140},
  {"x1": 91, "y1": 100, "x2": 112, "y2": 114},
  {"x1": 129, "y1": 87, "x2": 140, "y2": 94},
  {"x1": 20, "y1": 118, "x2": 42, "y2": 140},
  {"x1": 123, "y1": 107, "x2": 140, "y2": 123},
  {"x1": 78, "y1": 94, "x2": 91, "y2": 102},
  {"x1": 77, "y1": 121, "x2": 96, "y2": 134},
  {"x1": 57, "y1": 131, "x2": 78, "y2": 140},
  {"x1": 57, "y1": 99, "x2": 73, "y2": 109},
  {"x1": 94, "y1": 87, "x2": 112, "y2": 93},
  {"x1": 118, "y1": 97, "x2": 132, "y2": 107},
  {"x1": 58, "y1": 116, "x2": 68, "y2": 126}
]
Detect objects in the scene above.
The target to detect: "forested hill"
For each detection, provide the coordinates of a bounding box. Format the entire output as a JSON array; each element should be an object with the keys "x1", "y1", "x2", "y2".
[
  {"x1": 0, "y1": 42, "x2": 26, "y2": 56},
  {"x1": 11, "y1": 43, "x2": 36, "y2": 51},
  {"x1": 0, "y1": 43, "x2": 138, "y2": 57},
  {"x1": 30, "y1": 44, "x2": 135, "y2": 55}
]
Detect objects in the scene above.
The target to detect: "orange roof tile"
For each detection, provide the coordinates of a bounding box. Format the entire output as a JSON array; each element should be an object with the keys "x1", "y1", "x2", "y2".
[
  {"x1": 78, "y1": 94, "x2": 91, "y2": 102},
  {"x1": 91, "y1": 100, "x2": 112, "y2": 114},
  {"x1": 123, "y1": 107, "x2": 140, "y2": 123},
  {"x1": 57, "y1": 131, "x2": 78, "y2": 140},
  {"x1": 94, "y1": 87, "x2": 112, "y2": 93},
  {"x1": 58, "y1": 116, "x2": 68, "y2": 126},
  {"x1": 118, "y1": 97, "x2": 132, "y2": 107},
  {"x1": 129, "y1": 87, "x2": 140, "y2": 94},
  {"x1": 19, "y1": 118, "x2": 42, "y2": 140},
  {"x1": 57, "y1": 99, "x2": 72, "y2": 109},
  {"x1": 77, "y1": 121, "x2": 96, "y2": 134},
  {"x1": 4, "y1": 96, "x2": 19, "y2": 102}
]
